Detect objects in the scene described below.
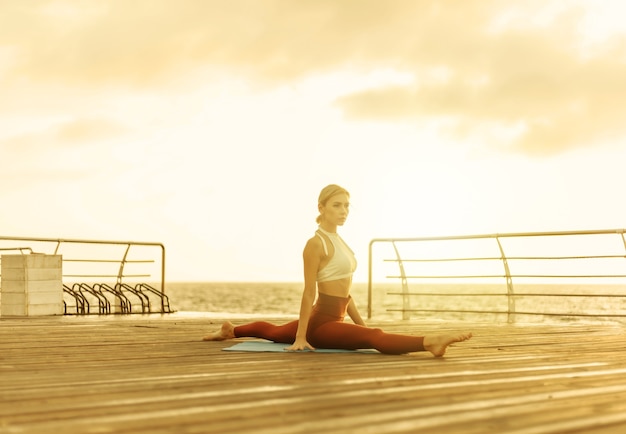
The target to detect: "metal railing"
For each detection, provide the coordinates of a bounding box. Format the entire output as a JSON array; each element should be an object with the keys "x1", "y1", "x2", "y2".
[
  {"x1": 0, "y1": 236, "x2": 170, "y2": 315},
  {"x1": 368, "y1": 229, "x2": 626, "y2": 322}
]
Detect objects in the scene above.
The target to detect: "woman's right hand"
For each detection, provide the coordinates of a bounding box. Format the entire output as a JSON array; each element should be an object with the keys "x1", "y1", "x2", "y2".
[{"x1": 285, "y1": 337, "x2": 315, "y2": 352}]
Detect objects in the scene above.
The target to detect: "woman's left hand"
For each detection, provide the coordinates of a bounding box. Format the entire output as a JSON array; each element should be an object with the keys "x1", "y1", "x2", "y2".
[{"x1": 284, "y1": 337, "x2": 315, "y2": 352}]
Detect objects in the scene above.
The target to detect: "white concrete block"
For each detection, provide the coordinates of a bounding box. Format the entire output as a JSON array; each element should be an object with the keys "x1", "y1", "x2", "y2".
[
  {"x1": 1, "y1": 254, "x2": 63, "y2": 316},
  {"x1": 1, "y1": 268, "x2": 62, "y2": 282}
]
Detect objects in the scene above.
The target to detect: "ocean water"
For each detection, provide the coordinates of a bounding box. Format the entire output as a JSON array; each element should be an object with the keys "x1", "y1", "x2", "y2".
[
  {"x1": 164, "y1": 282, "x2": 626, "y2": 324},
  {"x1": 165, "y1": 281, "x2": 376, "y2": 319}
]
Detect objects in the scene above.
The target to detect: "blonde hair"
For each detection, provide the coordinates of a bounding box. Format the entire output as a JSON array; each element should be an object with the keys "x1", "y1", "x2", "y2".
[{"x1": 316, "y1": 184, "x2": 350, "y2": 224}]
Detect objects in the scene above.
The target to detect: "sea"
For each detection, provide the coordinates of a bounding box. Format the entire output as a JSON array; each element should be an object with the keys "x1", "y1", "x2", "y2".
[{"x1": 163, "y1": 281, "x2": 626, "y2": 324}]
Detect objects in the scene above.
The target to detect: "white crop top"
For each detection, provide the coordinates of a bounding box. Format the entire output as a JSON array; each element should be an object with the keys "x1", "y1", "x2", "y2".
[{"x1": 316, "y1": 227, "x2": 357, "y2": 282}]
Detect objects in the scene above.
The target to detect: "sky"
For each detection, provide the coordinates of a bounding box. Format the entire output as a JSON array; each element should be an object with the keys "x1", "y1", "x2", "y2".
[{"x1": 1, "y1": 0, "x2": 626, "y2": 282}]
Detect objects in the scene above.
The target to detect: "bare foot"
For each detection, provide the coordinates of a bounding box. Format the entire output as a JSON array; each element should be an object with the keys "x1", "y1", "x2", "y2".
[
  {"x1": 423, "y1": 332, "x2": 472, "y2": 357},
  {"x1": 202, "y1": 321, "x2": 235, "y2": 341}
]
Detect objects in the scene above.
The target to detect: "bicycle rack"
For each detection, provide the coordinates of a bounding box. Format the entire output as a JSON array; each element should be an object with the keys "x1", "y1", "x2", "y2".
[{"x1": 0, "y1": 236, "x2": 173, "y2": 316}]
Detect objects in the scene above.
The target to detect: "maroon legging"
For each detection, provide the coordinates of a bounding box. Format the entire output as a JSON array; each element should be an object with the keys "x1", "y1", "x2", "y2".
[{"x1": 234, "y1": 293, "x2": 425, "y2": 355}]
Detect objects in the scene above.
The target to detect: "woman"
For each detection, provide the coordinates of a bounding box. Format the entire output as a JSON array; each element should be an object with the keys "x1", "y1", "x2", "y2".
[{"x1": 203, "y1": 184, "x2": 472, "y2": 356}]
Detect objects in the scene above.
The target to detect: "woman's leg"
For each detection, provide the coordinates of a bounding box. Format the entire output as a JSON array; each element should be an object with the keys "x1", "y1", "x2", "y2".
[
  {"x1": 203, "y1": 320, "x2": 298, "y2": 343},
  {"x1": 308, "y1": 322, "x2": 472, "y2": 356},
  {"x1": 308, "y1": 322, "x2": 425, "y2": 355},
  {"x1": 308, "y1": 322, "x2": 473, "y2": 356},
  {"x1": 233, "y1": 320, "x2": 299, "y2": 344}
]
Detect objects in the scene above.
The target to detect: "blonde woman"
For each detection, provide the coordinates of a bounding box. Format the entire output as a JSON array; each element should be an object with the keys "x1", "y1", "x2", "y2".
[{"x1": 204, "y1": 184, "x2": 472, "y2": 356}]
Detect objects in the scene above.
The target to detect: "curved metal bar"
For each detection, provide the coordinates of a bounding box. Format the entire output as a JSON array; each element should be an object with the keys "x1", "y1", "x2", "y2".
[
  {"x1": 0, "y1": 247, "x2": 33, "y2": 254},
  {"x1": 367, "y1": 240, "x2": 374, "y2": 319},
  {"x1": 495, "y1": 236, "x2": 515, "y2": 323},
  {"x1": 116, "y1": 283, "x2": 149, "y2": 313},
  {"x1": 135, "y1": 283, "x2": 172, "y2": 313},
  {"x1": 63, "y1": 284, "x2": 88, "y2": 315},
  {"x1": 70, "y1": 283, "x2": 90, "y2": 314},
  {"x1": 95, "y1": 283, "x2": 132, "y2": 314},
  {"x1": 78, "y1": 283, "x2": 110, "y2": 314},
  {"x1": 391, "y1": 241, "x2": 411, "y2": 320},
  {"x1": 117, "y1": 244, "x2": 131, "y2": 285}
]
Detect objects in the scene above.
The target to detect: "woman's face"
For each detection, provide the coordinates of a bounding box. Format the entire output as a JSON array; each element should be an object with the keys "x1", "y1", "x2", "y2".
[{"x1": 320, "y1": 193, "x2": 350, "y2": 226}]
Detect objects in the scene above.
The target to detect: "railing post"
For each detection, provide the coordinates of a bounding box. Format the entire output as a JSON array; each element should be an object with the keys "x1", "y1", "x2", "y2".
[
  {"x1": 367, "y1": 240, "x2": 374, "y2": 319},
  {"x1": 495, "y1": 236, "x2": 515, "y2": 323},
  {"x1": 392, "y1": 241, "x2": 411, "y2": 320},
  {"x1": 117, "y1": 244, "x2": 131, "y2": 285},
  {"x1": 160, "y1": 243, "x2": 166, "y2": 312}
]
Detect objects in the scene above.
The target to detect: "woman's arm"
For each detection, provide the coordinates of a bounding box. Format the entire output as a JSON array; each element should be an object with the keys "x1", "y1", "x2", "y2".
[
  {"x1": 285, "y1": 237, "x2": 322, "y2": 351},
  {"x1": 347, "y1": 297, "x2": 366, "y2": 326}
]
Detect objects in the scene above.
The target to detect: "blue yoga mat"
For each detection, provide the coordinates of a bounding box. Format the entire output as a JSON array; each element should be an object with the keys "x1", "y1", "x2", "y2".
[{"x1": 223, "y1": 340, "x2": 378, "y2": 353}]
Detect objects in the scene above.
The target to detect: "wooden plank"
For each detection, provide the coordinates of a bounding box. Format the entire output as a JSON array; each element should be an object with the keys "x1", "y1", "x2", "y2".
[{"x1": 0, "y1": 316, "x2": 625, "y2": 433}]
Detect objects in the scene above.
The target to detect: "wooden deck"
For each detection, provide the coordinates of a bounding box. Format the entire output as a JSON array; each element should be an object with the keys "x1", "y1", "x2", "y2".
[{"x1": 1, "y1": 314, "x2": 625, "y2": 433}]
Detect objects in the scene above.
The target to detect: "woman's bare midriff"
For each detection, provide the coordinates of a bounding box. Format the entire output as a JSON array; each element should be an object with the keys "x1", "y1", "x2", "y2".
[{"x1": 317, "y1": 277, "x2": 352, "y2": 298}]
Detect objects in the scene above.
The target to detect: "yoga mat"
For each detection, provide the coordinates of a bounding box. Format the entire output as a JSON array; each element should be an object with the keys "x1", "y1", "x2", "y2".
[{"x1": 223, "y1": 340, "x2": 378, "y2": 353}]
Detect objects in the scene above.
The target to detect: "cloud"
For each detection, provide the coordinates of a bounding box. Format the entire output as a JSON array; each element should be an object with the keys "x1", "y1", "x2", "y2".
[
  {"x1": 334, "y1": 12, "x2": 626, "y2": 155},
  {"x1": 336, "y1": 49, "x2": 626, "y2": 155},
  {"x1": 2, "y1": 0, "x2": 626, "y2": 155},
  {"x1": 55, "y1": 117, "x2": 128, "y2": 143},
  {"x1": 0, "y1": 117, "x2": 130, "y2": 191},
  {"x1": 0, "y1": 1, "x2": 504, "y2": 85},
  {"x1": 1, "y1": 117, "x2": 128, "y2": 151}
]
